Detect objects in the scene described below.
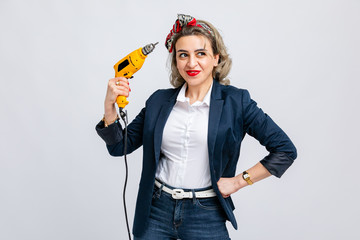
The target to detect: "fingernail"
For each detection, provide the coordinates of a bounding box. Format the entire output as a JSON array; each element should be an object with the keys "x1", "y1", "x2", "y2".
[
  {"x1": 129, "y1": 88, "x2": 131, "y2": 92},
  {"x1": 127, "y1": 82, "x2": 129, "y2": 85}
]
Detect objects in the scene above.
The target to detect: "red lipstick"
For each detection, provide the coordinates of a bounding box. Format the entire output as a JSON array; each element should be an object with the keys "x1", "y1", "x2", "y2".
[{"x1": 186, "y1": 70, "x2": 200, "y2": 76}]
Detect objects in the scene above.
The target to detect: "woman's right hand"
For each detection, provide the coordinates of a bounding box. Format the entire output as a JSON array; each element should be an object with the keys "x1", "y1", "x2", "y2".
[{"x1": 104, "y1": 77, "x2": 130, "y2": 122}]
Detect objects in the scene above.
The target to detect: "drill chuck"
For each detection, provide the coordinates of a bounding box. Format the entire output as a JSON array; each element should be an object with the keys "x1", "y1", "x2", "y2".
[{"x1": 142, "y1": 42, "x2": 159, "y2": 55}]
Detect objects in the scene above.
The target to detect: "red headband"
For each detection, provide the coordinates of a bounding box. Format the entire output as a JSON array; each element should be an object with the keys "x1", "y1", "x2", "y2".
[{"x1": 165, "y1": 14, "x2": 213, "y2": 53}]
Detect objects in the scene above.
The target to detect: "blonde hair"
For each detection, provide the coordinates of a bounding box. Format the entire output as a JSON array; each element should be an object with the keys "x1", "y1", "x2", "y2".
[{"x1": 169, "y1": 19, "x2": 232, "y2": 88}]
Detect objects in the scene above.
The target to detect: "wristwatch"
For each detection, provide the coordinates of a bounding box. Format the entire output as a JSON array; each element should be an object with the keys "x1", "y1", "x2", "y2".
[{"x1": 242, "y1": 171, "x2": 253, "y2": 185}]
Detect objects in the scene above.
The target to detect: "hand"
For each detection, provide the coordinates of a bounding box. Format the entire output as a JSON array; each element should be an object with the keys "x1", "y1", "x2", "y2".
[
  {"x1": 105, "y1": 77, "x2": 130, "y2": 105},
  {"x1": 217, "y1": 177, "x2": 241, "y2": 198},
  {"x1": 104, "y1": 77, "x2": 130, "y2": 122}
]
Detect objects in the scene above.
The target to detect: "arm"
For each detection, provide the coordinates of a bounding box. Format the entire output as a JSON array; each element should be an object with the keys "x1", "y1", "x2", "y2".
[
  {"x1": 218, "y1": 90, "x2": 297, "y2": 198},
  {"x1": 95, "y1": 77, "x2": 145, "y2": 156}
]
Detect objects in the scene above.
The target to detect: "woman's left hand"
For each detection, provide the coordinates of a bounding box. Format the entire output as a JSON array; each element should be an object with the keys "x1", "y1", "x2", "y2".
[
  {"x1": 217, "y1": 177, "x2": 241, "y2": 198},
  {"x1": 217, "y1": 163, "x2": 272, "y2": 198}
]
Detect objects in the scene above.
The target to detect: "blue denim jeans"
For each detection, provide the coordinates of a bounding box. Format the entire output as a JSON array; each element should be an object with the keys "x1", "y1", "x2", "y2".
[{"x1": 134, "y1": 183, "x2": 231, "y2": 240}]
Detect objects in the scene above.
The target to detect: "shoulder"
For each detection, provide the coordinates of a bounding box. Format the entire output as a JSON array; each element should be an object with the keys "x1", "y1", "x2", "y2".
[
  {"x1": 145, "y1": 87, "x2": 179, "y2": 104},
  {"x1": 215, "y1": 83, "x2": 251, "y2": 101}
]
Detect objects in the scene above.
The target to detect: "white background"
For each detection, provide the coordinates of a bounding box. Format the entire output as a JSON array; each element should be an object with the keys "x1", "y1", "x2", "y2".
[{"x1": 1, "y1": 0, "x2": 359, "y2": 239}]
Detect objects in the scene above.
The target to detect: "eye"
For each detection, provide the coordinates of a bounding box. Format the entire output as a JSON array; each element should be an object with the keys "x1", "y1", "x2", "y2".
[
  {"x1": 178, "y1": 53, "x2": 188, "y2": 58},
  {"x1": 196, "y1": 52, "x2": 206, "y2": 56}
]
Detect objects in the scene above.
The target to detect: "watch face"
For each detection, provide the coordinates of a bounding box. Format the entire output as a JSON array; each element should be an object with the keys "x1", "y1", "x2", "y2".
[{"x1": 243, "y1": 173, "x2": 249, "y2": 179}]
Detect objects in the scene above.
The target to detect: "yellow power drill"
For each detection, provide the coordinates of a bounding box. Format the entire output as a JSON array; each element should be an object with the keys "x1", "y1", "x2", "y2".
[{"x1": 113, "y1": 42, "x2": 158, "y2": 110}]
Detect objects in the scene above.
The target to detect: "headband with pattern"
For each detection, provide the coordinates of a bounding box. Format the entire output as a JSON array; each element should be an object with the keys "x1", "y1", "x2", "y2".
[{"x1": 165, "y1": 14, "x2": 214, "y2": 53}]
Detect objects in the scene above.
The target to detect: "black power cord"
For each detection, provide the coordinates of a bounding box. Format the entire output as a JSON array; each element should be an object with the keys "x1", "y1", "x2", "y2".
[{"x1": 119, "y1": 108, "x2": 131, "y2": 240}]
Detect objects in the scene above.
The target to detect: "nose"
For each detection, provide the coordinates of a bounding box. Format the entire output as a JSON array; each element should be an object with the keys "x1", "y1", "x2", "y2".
[{"x1": 187, "y1": 54, "x2": 198, "y2": 68}]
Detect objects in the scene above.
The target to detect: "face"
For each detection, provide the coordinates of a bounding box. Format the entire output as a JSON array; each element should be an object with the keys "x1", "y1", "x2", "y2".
[{"x1": 175, "y1": 35, "x2": 219, "y2": 89}]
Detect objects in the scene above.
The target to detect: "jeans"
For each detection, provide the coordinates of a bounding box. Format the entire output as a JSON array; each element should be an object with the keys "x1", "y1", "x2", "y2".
[{"x1": 134, "y1": 183, "x2": 231, "y2": 240}]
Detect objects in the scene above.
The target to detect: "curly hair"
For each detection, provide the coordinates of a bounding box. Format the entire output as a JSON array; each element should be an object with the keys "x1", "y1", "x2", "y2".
[{"x1": 168, "y1": 19, "x2": 232, "y2": 88}]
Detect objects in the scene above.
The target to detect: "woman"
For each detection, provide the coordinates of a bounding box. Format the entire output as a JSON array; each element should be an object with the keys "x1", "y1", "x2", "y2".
[{"x1": 96, "y1": 14, "x2": 297, "y2": 240}]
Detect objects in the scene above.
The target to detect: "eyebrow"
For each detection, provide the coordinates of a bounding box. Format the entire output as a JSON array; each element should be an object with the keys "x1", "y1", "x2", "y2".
[{"x1": 176, "y1": 48, "x2": 208, "y2": 53}]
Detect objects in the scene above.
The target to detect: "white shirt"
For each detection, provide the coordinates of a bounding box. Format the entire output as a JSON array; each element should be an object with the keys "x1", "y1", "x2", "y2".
[{"x1": 155, "y1": 83, "x2": 212, "y2": 189}]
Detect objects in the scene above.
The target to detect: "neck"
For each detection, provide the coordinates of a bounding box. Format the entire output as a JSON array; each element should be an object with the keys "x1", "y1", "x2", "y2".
[{"x1": 185, "y1": 79, "x2": 213, "y2": 105}]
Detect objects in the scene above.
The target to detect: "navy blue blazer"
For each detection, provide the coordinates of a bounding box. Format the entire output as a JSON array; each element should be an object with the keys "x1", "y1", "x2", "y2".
[{"x1": 96, "y1": 80, "x2": 297, "y2": 237}]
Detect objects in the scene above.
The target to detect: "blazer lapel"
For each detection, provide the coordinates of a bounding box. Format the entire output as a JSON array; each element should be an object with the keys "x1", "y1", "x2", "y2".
[
  {"x1": 153, "y1": 88, "x2": 180, "y2": 164},
  {"x1": 208, "y1": 81, "x2": 224, "y2": 173}
]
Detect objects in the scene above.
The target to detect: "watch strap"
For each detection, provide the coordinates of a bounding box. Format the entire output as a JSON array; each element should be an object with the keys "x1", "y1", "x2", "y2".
[{"x1": 242, "y1": 171, "x2": 253, "y2": 185}]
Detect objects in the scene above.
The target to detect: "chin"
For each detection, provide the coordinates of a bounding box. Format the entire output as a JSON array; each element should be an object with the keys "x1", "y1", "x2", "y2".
[
  {"x1": 185, "y1": 77, "x2": 212, "y2": 87},
  {"x1": 185, "y1": 79, "x2": 201, "y2": 86}
]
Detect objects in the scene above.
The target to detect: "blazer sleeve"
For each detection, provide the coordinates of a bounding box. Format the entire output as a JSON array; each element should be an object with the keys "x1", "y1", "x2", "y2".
[
  {"x1": 242, "y1": 90, "x2": 297, "y2": 178},
  {"x1": 95, "y1": 107, "x2": 146, "y2": 156}
]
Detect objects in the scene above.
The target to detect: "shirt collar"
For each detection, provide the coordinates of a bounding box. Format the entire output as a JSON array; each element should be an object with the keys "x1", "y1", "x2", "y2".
[{"x1": 176, "y1": 82, "x2": 213, "y2": 106}]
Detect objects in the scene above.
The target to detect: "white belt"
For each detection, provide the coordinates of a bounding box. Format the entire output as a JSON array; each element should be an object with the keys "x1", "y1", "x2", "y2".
[{"x1": 155, "y1": 179, "x2": 217, "y2": 200}]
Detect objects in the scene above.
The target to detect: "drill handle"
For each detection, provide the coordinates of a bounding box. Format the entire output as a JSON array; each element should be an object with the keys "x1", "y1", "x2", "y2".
[
  {"x1": 114, "y1": 72, "x2": 133, "y2": 109},
  {"x1": 116, "y1": 95, "x2": 129, "y2": 109}
]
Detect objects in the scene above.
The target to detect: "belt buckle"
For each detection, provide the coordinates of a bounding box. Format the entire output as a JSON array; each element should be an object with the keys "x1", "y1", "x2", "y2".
[{"x1": 172, "y1": 189, "x2": 185, "y2": 199}]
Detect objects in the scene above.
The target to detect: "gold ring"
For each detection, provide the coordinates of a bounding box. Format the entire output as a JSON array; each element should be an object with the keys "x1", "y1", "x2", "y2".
[{"x1": 115, "y1": 81, "x2": 120, "y2": 86}]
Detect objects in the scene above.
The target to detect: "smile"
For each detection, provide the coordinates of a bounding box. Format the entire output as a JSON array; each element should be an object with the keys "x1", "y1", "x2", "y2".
[{"x1": 186, "y1": 70, "x2": 200, "y2": 76}]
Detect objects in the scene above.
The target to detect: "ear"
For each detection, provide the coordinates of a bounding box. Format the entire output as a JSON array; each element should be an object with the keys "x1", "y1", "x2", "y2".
[{"x1": 213, "y1": 54, "x2": 220, "y2": 67}]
